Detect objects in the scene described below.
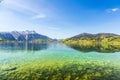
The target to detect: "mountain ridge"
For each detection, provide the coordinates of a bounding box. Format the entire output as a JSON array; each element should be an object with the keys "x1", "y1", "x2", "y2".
[
  {"x1": 0, "y1": 30, "x2": 52, "y2": 41},
  {"x1": 62, "y1": 33, "x2": 120, "y2": 53},
  {"x1": 68, "y1": 33, "x2": 120, "y2": 40}
]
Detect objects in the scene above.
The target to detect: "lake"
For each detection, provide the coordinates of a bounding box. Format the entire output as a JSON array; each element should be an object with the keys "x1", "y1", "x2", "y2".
[{"x1": 0, "y1": 42, "x2": 120, "y2": 80}]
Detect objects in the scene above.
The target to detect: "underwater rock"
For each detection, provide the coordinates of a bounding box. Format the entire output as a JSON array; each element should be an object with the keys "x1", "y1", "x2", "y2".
[{"x1": 1, "y1": 65, "x2": 17, "y2": 71}]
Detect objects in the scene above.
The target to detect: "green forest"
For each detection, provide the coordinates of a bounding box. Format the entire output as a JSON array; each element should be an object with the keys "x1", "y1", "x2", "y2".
[{"x1": 62, "y1": 33, "x2": 120, "y2": 53}]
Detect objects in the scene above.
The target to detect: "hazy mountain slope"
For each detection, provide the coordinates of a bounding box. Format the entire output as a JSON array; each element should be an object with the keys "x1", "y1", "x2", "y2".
[
  {"x1": 0, "y1": 32, "x2": 16, "y2": 41},
  {"x1": 0, "y1": 30, "x2": 52, "y2": 41}
]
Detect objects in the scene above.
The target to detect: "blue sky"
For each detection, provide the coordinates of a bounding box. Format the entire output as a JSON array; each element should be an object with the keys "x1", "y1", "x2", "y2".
[{"x1": 0, "y1": 0, "x2": 120, "y2": 39}]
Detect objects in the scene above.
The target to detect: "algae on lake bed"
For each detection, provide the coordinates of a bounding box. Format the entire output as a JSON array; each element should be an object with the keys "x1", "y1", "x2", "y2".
[{"x1": 1, "y1": 60, "x2": 120, "y2": 80}]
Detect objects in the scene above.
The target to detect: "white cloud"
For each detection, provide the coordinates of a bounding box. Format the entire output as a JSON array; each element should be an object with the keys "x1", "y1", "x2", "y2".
[
  {"x1": 107, "y1": 8, "x2": 119, "y2": 13},
  {"x1": 111, "y1": 8, "x2": 119, "y2": 12},
  {"x1": 1, "y1": 0, "x2": 51, "y2": 18},
  {"x1": 0, "y1": 0, "x2": 35, "y2": 17},
  {"x1": 0, "y1": 0, "x2": 57, "y2": 21},
  {"x1": 32, "y1": 13, "x2": 47, "y2": 19}
]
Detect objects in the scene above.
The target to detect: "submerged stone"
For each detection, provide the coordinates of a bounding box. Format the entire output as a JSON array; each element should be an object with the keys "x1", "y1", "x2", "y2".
[{"x1": 1, "y1": 65, "x2": 17, "y2": 71}]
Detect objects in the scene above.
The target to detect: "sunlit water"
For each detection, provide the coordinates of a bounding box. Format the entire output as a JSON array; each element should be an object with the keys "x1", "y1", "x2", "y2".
[{"x1": 0, "y1": 42, "x2": 120, "y2": 80}]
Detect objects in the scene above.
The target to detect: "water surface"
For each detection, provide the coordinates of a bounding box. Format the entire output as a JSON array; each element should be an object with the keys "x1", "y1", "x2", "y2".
[{"x1": 0, "y1": 42, "x2": 120, "y2": 80}]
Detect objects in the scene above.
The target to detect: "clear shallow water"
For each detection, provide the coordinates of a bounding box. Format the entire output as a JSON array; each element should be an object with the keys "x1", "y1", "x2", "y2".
[{"x1": 0, "y1": 42, "x2": 120, "y2": 80}]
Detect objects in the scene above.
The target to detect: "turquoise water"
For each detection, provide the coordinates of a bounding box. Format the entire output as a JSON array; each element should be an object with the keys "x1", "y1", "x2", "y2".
[{"x1": 0, "y1": 42, "x2": 120, "y2": 80}]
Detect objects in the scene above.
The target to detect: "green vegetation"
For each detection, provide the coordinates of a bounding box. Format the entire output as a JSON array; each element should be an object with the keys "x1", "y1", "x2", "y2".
[
  {"x1": 1, "y1": 60, "x2": 120, "y2": 80},
  {"x1": 0, "y1": 37, "x2": 3, "y2": 41},
  {"x1": 62, "y1": 33, "x2": 120, "y2": 53}
]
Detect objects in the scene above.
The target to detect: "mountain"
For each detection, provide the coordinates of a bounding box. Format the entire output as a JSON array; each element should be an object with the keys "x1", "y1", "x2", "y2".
[
  {"x1": 63, "y1": 33, "x2": 120, "y2": 43},
  {"x1": 0, "y1": 30, "x2": 52, "y2": 41},
  {"x1": 62, "y1": 33, "x2": 120, "y2": 52},
  {"x1": 70, "y1": 33, "x2": 119, "y2": 40},
  {"x1": 0, "y1": 32, "x2": 16, "y2": 41}
]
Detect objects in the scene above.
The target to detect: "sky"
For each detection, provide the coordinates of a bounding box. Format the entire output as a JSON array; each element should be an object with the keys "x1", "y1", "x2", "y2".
[{"x1": 0, "y1": 0, "x2": 120, "y2": 39}]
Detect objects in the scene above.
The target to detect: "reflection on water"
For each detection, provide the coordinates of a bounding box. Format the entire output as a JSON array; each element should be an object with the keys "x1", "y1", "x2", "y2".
[
  {"x1": 67, "y1": 44, "x2": 120, "y2": 53},
  {"x1": 0, "y1": 42, "x2": 49, "y2": 51}
]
